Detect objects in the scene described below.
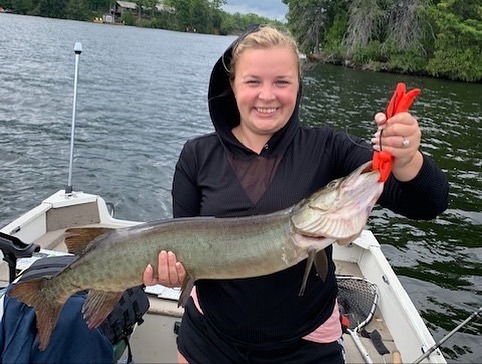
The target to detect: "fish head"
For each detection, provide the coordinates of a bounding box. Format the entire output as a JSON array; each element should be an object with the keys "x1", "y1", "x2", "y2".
[{"x1": 291, "y1": 161, "x2": 384, "y2": 242}]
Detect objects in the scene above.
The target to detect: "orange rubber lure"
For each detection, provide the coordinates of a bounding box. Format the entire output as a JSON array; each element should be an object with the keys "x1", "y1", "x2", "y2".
[{"x1": 372, "y1": 83, "x2": 421, "y2": 182}]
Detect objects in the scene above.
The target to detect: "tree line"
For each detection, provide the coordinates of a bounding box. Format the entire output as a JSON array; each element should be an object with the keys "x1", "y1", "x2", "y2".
[
  {"x1": 2, "y1": 0, "x2": 480, "y2": 82},
  {"x1": 0, "y1": 0, "x2": 283, "y2": 35},
  {"x1": 283, "y1": 0, "x2": 482, "y2": 82}
]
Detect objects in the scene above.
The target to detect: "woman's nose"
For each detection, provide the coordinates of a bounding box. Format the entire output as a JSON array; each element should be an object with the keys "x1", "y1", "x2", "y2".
[{"x1": 258, "y1": 84, "x2": 275, "y2": 100}]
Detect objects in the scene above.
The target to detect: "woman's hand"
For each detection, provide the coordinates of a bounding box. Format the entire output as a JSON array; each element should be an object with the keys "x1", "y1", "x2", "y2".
[
  {"x1": 372, "y1": 112, "x2": 423, "y2": 181},
  {"x1": 143, "y1": 251, "x2": 186, "y2": 288}
]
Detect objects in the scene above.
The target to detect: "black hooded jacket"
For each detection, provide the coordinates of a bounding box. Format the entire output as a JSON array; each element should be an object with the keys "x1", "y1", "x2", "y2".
[{"x1": 171, "y1": 32, "x2": 449, "y2": 348}]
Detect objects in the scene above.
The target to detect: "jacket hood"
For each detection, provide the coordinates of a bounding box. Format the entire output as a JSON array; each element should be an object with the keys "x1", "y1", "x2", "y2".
[{"x1": 207, "y1": 25, "x2": 302, "y2": 156}]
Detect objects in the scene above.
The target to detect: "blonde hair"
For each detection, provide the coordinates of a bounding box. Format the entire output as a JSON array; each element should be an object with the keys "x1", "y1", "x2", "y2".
[{"x1": 229, "y1": 25, "x2": 301, "y2": 82}]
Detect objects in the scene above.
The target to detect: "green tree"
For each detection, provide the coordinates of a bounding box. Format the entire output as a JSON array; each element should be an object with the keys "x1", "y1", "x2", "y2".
[
  {"x1": 65, "y1": 0, "x2": 90, "y2": 20},
  {"x1": 384, "y1": 0, "x2": 428, "y2": 52},
  {"x1": 146, "y1": 0, "x2": 158, "y2": 14},
  {"x1": 121, "y1": 9, "x2": 135, "y2": 25},
  {"x1": 38, "y1": 0, "x2": 68, "y2": 18},
  {"x1": 284, "y1": 0, "x2": 481, "y2": 81},
  {"x1": 284, "y1": 0, "x2": 329, "y2": 55},
  {"x1": 166, "y1": 0, "x2": 191, "y2": 30},
  {"x1": 0, "y1": 0, "x2": 13, "y2": 10},
  {"x1": 11, "y1": 0, "x2": 33, "y2": 14},
  {"x1": 426, "y1": 0, "x2": 482, "y2": 81},
  {"x1": 344, "y1": 0, "x2": 384, "y2": 50},
  {"x1": 191, "y1": 0, "x2": 212, "y2": 33},
  {"x1": 211, "y1": 0, "x2": 226, "y2": 8},
  {"x1": 86, "y1": 0, "x2": 110, "y2": 12}
]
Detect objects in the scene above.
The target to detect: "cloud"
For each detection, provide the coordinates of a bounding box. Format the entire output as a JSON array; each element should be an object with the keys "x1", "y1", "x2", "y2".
[{"x1": 223, "y1": 0, "x2": 288, "y2": 21}]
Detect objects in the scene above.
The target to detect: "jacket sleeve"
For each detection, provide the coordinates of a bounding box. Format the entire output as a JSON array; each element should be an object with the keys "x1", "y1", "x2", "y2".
[
  {"x1": 379, "y1": 152, "x2": 449, "y2": 220},
  {"x1": 171, "y1": 141, "x2": 201, "y2": 218}
]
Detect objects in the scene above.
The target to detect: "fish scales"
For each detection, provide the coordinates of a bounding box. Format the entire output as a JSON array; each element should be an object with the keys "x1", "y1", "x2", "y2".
[{"x1": 65, "y1": 211, "x2": 304, "y2": 287}]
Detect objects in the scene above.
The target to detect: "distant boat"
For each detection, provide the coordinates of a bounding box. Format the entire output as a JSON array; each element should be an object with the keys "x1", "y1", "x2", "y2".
[{"x1": 92, "y1": 13, "x2": 124, "y2": 25}]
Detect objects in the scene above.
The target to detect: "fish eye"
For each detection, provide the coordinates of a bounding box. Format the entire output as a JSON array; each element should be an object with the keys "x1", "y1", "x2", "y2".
[{"x1": 326, "y1": 180, "x2": 338, "y2": 189}]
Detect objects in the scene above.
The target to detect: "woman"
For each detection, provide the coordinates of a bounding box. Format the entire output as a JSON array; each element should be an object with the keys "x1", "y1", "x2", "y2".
[{"x1": 143, "y1": 25, "x2": 449, "y2": 363}]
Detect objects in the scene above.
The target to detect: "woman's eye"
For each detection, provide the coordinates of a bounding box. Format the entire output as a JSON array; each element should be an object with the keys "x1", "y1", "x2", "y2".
[{"x1": 276, "y1": 80, "x2": 290, "y2": 85}]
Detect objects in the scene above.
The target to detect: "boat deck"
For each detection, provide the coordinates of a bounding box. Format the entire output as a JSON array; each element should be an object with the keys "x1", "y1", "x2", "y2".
[{"x1": 335, "y1": 260, "x2": 399, "y2": 363}]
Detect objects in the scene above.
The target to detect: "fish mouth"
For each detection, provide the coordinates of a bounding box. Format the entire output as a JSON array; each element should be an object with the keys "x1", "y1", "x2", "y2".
[
  {"x1": 343, "y1": 161, "x2": 379, "y2": 186},
  {"x1": 353, "y1": 161, "x2": 374, "y2": 176},
  {"x1": 360, "y1": 161, "x2": 373, "y2": 174},
  {"x1": 342, "y1": 161, "x2": 382, "y2": 200}
]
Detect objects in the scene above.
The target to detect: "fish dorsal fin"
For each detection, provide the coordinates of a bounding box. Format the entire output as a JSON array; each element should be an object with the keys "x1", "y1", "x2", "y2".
[
  {"x1": 82, "y1": 290, "x2": 124, "y2": 330},
  {"x1": 64, "y1": 227, "x2": 113, "y2": 255}
]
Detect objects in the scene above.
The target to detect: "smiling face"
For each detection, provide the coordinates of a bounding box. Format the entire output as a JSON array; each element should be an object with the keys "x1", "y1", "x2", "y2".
[{"x1": 230, "y1": 46, "x2": 300, "y2": 150}]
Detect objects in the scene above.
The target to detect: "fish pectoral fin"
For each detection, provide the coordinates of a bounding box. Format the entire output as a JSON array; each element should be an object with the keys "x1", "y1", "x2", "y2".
[
  {"x1": 82, "y1": 290, "x2": 123, "y2": 330},
  {"x1": 299, "y1": 249, "x2": 329, "y2": 296},
  {"x1": 178, "y1": 274, "x2": 195, "y2": 308},
  {"x1": 314, "y1": 250, "x2": 328, "y2": 282},
  {"x1": 64, "y1": 227, "x2": 114, "y2": 255},
  {"x1": 299, "y1": 247, "x2": 316, "y2": 296}
]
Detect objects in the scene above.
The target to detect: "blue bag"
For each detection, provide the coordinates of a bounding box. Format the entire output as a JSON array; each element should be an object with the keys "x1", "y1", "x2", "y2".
[{"x1": 0, "y1": 255, "x2": 149, "y2": 363}]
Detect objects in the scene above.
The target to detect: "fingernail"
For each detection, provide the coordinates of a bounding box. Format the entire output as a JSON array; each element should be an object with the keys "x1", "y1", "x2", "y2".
[
  {"x1": 370, "y1": 138, "x2": 378, "y2": 144},
  {"x1": 373, "y1": 145, "x2": 380, "y2": 151}
]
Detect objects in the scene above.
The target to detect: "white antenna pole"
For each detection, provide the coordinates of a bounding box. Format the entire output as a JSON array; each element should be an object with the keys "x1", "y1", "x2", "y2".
[{"x1": 66, "y1": 42, "x2": 82, "y2": 194}]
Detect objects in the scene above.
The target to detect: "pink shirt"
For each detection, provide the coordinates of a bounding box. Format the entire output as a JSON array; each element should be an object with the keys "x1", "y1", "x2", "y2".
[{"x1": 302, "y1": 301, "x2": 342, "y2": 343}]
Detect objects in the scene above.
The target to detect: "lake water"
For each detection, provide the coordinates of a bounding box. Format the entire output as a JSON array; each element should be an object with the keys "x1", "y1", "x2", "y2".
[{"x1": 0, "y1": 13, "x2": 480, "y2": 363}]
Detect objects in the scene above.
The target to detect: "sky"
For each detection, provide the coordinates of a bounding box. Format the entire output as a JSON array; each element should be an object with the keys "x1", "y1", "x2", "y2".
[{"x1": 222, "y1": 0, "x2": 289, "y2": 22}]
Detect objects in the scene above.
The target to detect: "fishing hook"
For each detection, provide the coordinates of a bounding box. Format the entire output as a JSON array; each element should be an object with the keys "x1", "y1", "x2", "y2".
[
  {"x1": 344, "y1": 123, "x2": 376, "y2": 152},
  {"x1": 379, "y1": 128, "x2": 384, "y2": 151}
]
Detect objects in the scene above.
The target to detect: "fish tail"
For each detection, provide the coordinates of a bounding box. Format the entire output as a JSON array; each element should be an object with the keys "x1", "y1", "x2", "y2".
[{"x1": 9, "y1": 278, "x2": 65, "y2": 351}]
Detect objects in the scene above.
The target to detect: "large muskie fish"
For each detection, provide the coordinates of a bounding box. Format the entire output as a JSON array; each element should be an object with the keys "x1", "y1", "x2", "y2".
[{"x1": 9, "y1": 161, "x2": 383, "y2": 350}]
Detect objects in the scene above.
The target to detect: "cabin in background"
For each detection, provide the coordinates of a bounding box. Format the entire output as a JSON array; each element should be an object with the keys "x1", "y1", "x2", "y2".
[{"x1": 113, "y1": 1, "x2": 138, "y2": 19}]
